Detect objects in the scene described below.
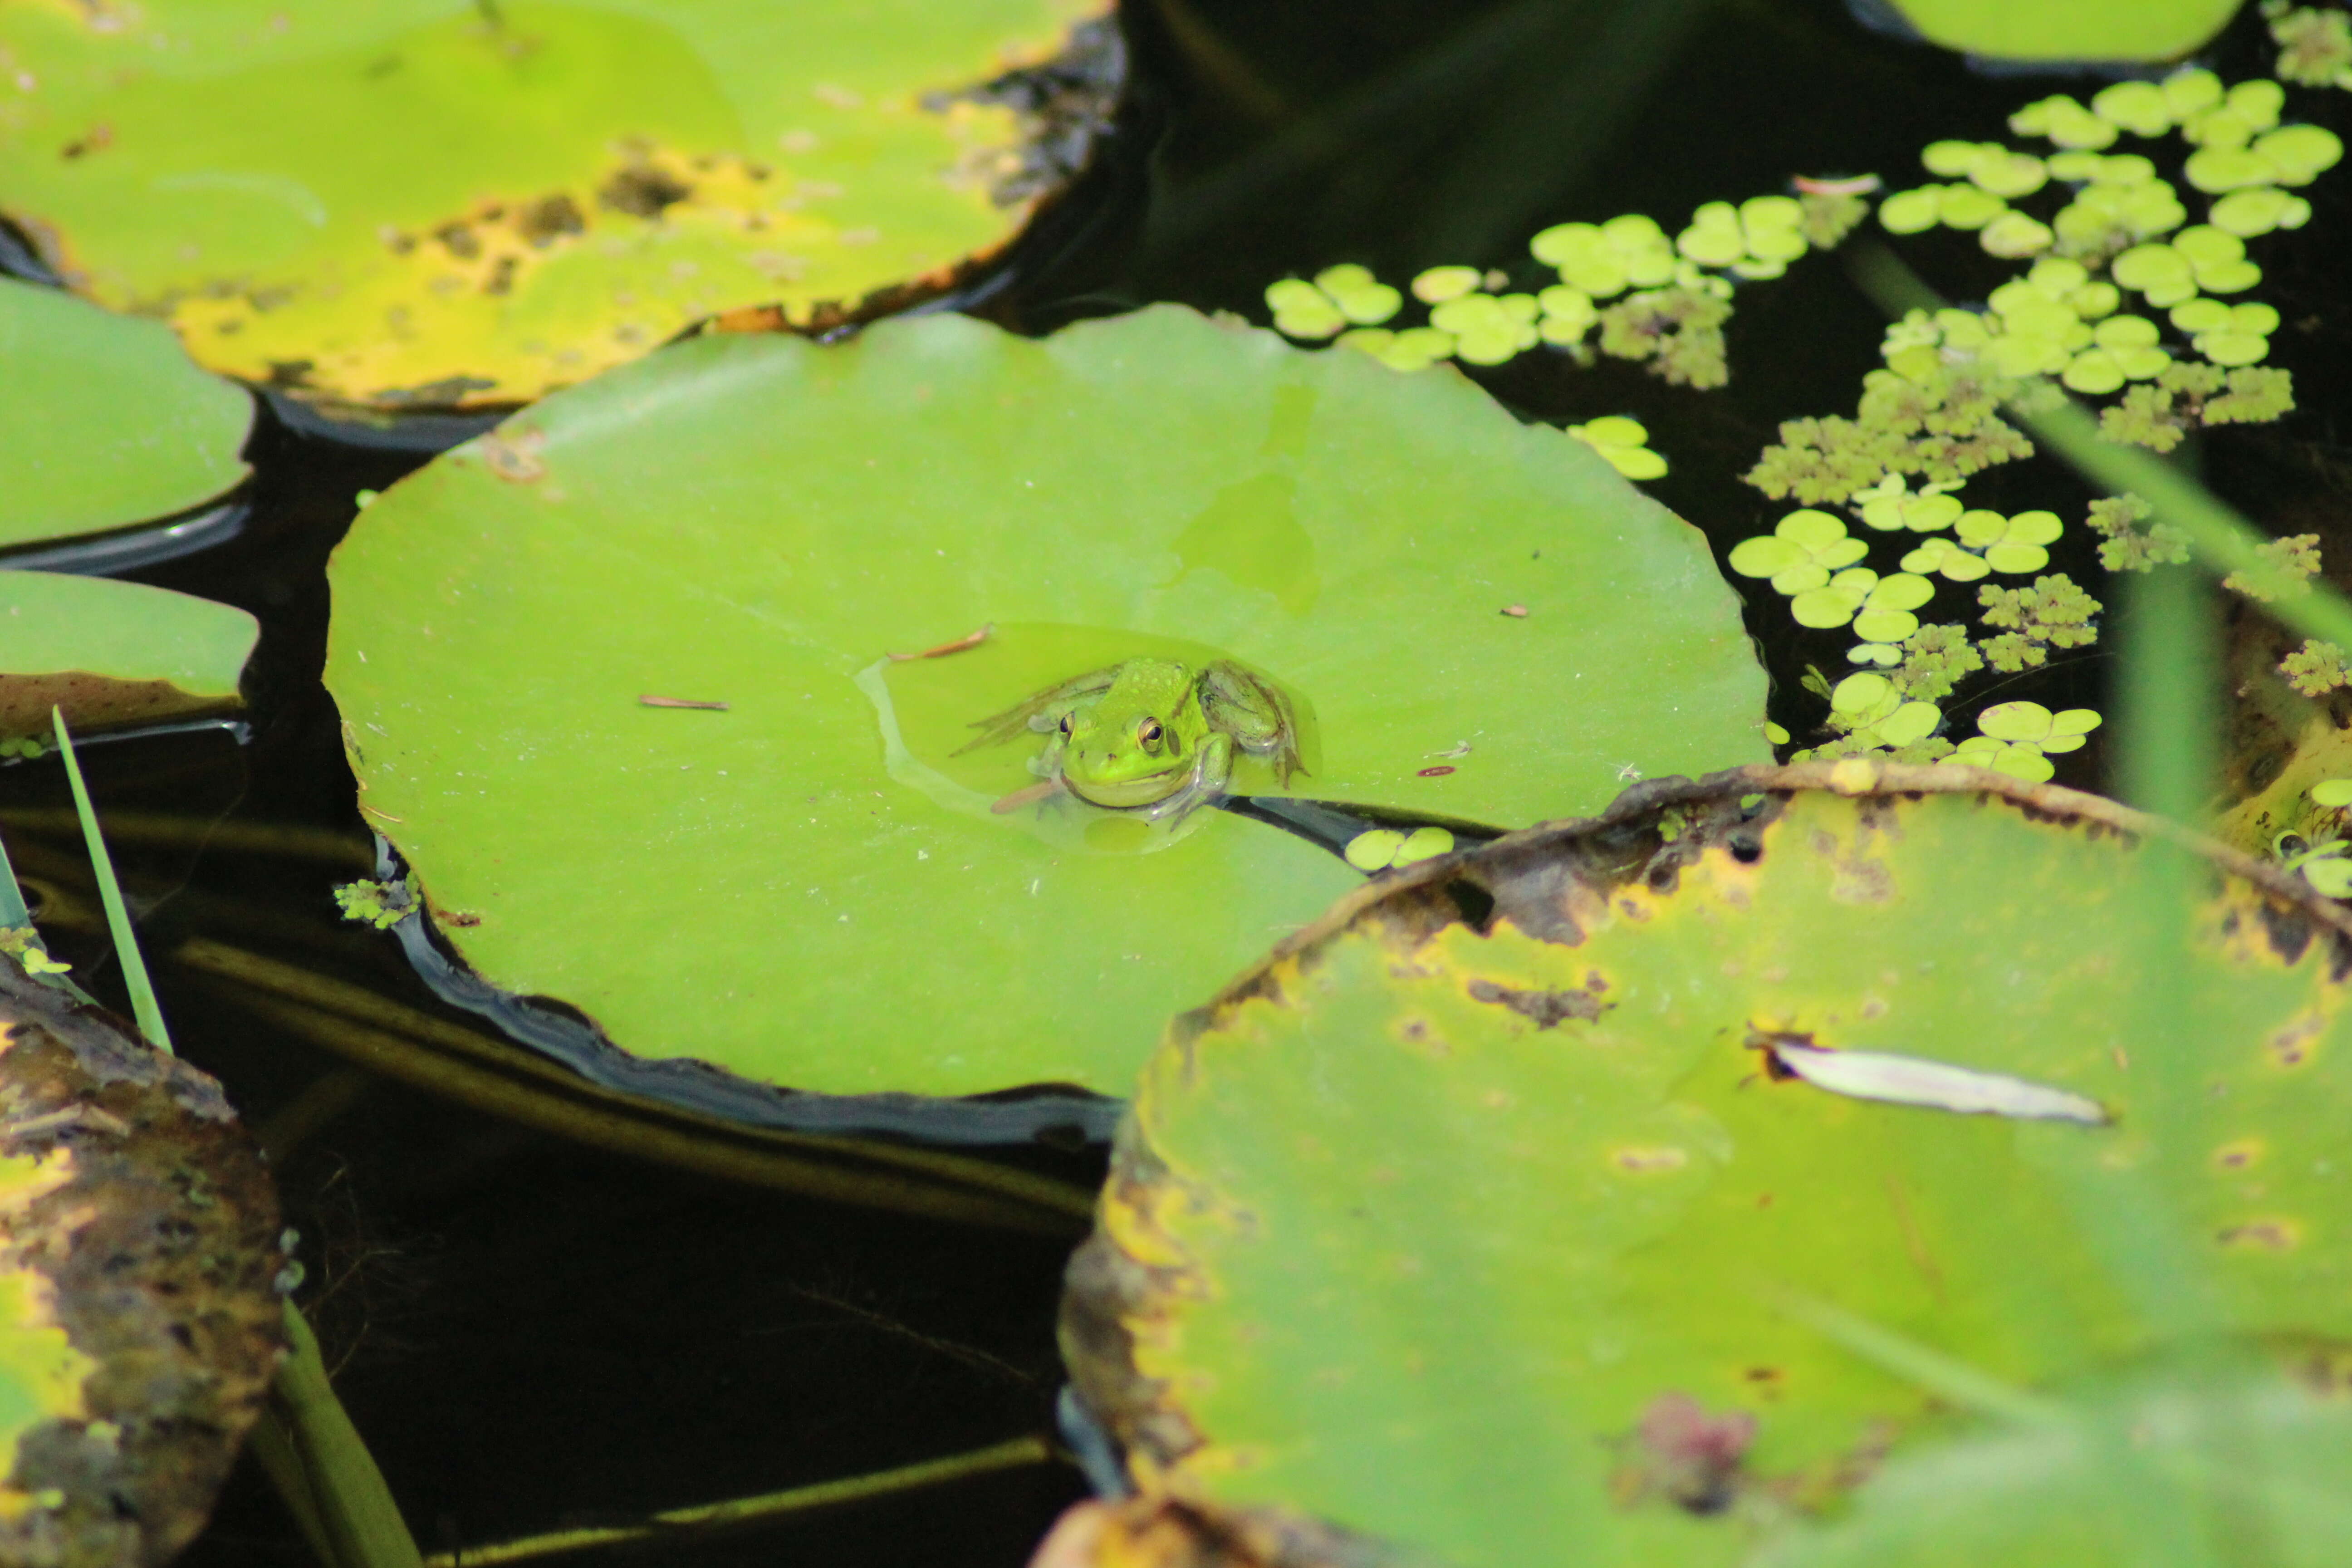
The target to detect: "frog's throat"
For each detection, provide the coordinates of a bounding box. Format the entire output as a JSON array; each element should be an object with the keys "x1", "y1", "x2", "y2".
[{"x1": 1064, "y1": 769, "x2": 1190, "y2": 809}]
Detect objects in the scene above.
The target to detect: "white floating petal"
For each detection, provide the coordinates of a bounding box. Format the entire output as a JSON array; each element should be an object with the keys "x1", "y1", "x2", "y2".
[{"x1": 1767, "y1": 1041, "x2": 2108, "y2": 1124}]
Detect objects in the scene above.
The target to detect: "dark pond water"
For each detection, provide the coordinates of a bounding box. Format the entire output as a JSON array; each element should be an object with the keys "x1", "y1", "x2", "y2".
[{"x1": 5, "y1": 0, "x2": 2347, "y2": 1563}]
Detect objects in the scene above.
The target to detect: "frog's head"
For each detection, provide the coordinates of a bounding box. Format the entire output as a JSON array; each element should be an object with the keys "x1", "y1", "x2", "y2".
[{"x1": 1060, "y1": 659, "x2": 1210, "y2": 808}]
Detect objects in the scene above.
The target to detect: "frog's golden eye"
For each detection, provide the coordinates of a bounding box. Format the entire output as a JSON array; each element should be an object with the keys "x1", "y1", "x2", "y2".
[
  {"x1": 1137, "y1": 718, "x2": 1164, "y2": 750},
  {"x1": 1058, "y1": 713, "x2": 1073, "y2": 735}
]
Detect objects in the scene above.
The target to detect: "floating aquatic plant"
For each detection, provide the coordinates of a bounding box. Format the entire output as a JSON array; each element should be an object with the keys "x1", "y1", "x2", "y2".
[
  {"x1": 2281, "y1": 639, "x2": 2352, "y2": 696},
  {"x1": 2269, "y1": 3, "x2": 2352, "y2": 90},
  {"x1": 1564, "y1": 416, "x2": 1667, "y2": 480},
  {"x1": 1950, "y1": 701, "x2": 2102, "y2": 782},
  {"x1": 1977, "y1": 574, "x2": 2104, "y2": 672},
  {"x1": 1263, "y1": 180, "x2": 1863, "y2": 387}
]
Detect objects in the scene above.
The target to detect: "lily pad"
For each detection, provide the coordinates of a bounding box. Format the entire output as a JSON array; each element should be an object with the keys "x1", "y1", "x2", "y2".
[
  {"x1": 0, "y1": 573, "x2": 260, "y2": 746},
  {"x1": 1061, "y1": 764, "x2": 2352, "y2": 1564},
  {"x1": 0, "y1": 0, "x2": 1114, "y2": 409},
  {"x1": 1875, "y1": 0, "x2": 2239, "y2": 61},
  {"x1": 323, "y1": 306, "x2": 1764, "y2": 1127},
  {"x1": 0, "y1": 277, "x2": 251, "y2": 554},
  {"x1": 0, "y1": 951, "x2": 284, "y2": 1565}
]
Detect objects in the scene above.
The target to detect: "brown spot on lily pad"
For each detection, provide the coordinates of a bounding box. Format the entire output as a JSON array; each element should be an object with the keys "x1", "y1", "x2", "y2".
[
  {"x1": 2217, "y1": 1219, "x2": 2303, "y2": 1251},
  {"x1": 1465, "y1": 976, "x2": 1607, "y2": 1028},
  {"x1": 599, "y1": 162, "x2": 693, "y2": 218},
  {"x1": 476, "y1": 429, "x2": 547, "y2": 483}
]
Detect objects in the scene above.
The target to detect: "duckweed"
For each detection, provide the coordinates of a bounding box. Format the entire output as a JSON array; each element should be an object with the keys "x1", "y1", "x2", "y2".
[
  {"x1": 1978, "y1": 699, "x2": 2101, "y2": 750},
  {"x1": 2250, "y1": 122, "x2": 2345, "y2": 183},
  {"x1": 1900, "y1": 535, "x2": 1994, "y2": 582},
  {"x1": 1336, "y1": 325, "x2": 1459, "y2": 373},
  {"x1": 2051, "y1": 172, "x2": 2188, "y2": 257},
  {"x1": 2173, "y1": 297, "x2": 2279, "y2": 365},
  {"x1": 1530, "y1": 214, "x2": 1679, "y2": 298},
  {"x1": 1955, "y1": 507, "x2": 2063, "y2": 573},
  {"x1": 1596, "y1": 285, "x2": 1732, "y2": 388},
  {"x1": 1266, "y1": 277, "x2": 1348, "y2": 339},
  {"x1": 2312, "y1": 775, "x2": 2352, "y2": 807},
  {"x1": 1314, "y1": 264, "x2": 1405, "y2": 325},
  {"x1": 1342, "y1": 825, "x2": 1457, "y2": 872},
  {"x1": 2282, "y1": 639, "x2": 2352, "y2": 697},
  {"x1": 2091, "y1": 80, "x2": 2176, "y2": 138},
  {"x1": 1950, "y1": 701, "x2": 2102, "y2": 781},
  {"x1": 2222, "y1": 532, "x2": 2323, "y2": 602},
  {"x1": 1726, "y1": 510, "x2": 1869, "y2": 593},
  {"x1": 1890, "y1": 623, "x2": 1984, "y2": 701},
  {"x1": 1827, "y1": 671, "x2": 1943, "y2": 750},
  {"x1": 1431, "y1": 292, "x2": 1539, "y2": 365},
  {"x1": 1857, "y1": 476, "x2": 1965, "y2": 533},
  {"x1": 1565, "y1": 416, "x2": 1667, "y2": 480},
  {"x1": 2011, "y1": 94, "x2": 2118, "y2": 151},
  {"x1": 2208, "y1": 185, "x2": 2313, "y2": 235},
  {"x1": 2086, "y1": 493, "x2": 2190, "y2": 572},
  {"x1": 1411, "y1": 265, "x2": 1484, "y2": 304},
  {"x1": 2269, "y1": 4, "x2": 2352, "y2": 90},
  {"x1": 1978, "y1": 574, "x2": 2102, "y2": 671},
  {"x1": 1538, "y1": 285, "x2": 1598, "y2": 343}
]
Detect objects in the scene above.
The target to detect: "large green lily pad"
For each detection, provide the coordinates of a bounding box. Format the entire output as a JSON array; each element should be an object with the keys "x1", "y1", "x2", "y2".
[
  {"x1": 0, "y1": 572, "x2": 259, "y2": 746},
  {"x1": 0, "y1": 951, "x2": 284, "y2": 1565},
  {"x1": 1877, "y1": 0, "x2": 2240, "y2": 60},
  {"x1": 0, "y1": 0, "x2": 1110, "y2": 408},
  {"x1": 1062, "y1": 763, "x2": 2352, "y2": 1564},
  {"x1": 0, "y1": 277, "x2": 251, "y2": 552},
  {"x1": 323, "y1": 306, "x2": 1764, "y2": 1121}
]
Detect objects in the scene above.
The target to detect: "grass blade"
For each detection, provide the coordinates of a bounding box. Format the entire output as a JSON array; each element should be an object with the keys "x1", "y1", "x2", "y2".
[{"x1": 50, "y1": 706, "x2": 171, "y2": 1053}]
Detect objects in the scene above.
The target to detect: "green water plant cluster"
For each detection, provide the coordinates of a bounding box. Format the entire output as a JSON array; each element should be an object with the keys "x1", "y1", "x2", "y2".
[
  {"x1": 1739, "y1": 49, "x2": 2346, "y2": 779},
  {"x1": 1752, "y1": 61, "x2": 2334, "y2": 509},
  {"x1": 1263, "y1": 181, "x2": 1872, "y2": 388},
  {"x1": 2269, "y1": 3, "x2": 2352, "y2": 90}
]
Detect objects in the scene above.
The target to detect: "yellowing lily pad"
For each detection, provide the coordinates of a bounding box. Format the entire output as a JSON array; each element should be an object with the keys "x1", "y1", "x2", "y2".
[
  {"x1": 0, "y1": 0, "x2": 1112, "y2": 409},
  {"x1": 1063, "y1": 764, "x2": 2352, "y2": 1564},
  {"x1": 323, "y1": 306, "x2": 1765, "y2": 1126},
  {"x1": 0, "y1": 952, "x2": 283, "y2": 1564},
  {"x1": 0, "y1": 573, "x2": 259, "y2": 745},
  {"x1": 0, "y1": 277, "x2": 251, "y2": 552}
]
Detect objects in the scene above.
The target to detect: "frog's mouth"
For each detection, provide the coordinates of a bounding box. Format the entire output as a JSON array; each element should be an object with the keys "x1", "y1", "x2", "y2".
[{"x1": 1064, "y1": 768, "x2": 1189, "y2": 810}]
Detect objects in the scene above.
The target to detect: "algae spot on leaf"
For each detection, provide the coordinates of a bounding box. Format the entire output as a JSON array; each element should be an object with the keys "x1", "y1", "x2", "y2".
[
  {"x1": 323, "y1": 305, "x2": 1764, "y2": 1119},
  {"x1": 1062, "y1": 765, "x2": 2352, "y2": 1562}
]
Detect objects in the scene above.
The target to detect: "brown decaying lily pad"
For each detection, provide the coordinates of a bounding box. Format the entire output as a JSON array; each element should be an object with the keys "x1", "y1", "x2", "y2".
[{"x1": 0, "y1": 953, "x2": 284, "y2": 1566}]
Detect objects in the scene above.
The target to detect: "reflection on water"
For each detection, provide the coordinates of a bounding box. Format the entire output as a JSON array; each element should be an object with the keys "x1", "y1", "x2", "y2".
[{"x1": 855, "y1": 621, "x2": 1319, "y2": 855}]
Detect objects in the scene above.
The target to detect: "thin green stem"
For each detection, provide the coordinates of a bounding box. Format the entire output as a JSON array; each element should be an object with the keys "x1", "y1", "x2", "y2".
[
  {"x1": 51, "y1": 708, "x2": 171, "y2": 1053},
  {"x1": 251, "y1": 1298, "x2": 424, "y2": 1568},
  {"x1": 0, "y1": 807, "x2": 376, "y2": 870},
  {"x1": 419, "y1": 1435, "x2": 1055, "y2": 1567},
  {"x1": 177, "y1": 944, "x2": 1089, "y2": 1235}
]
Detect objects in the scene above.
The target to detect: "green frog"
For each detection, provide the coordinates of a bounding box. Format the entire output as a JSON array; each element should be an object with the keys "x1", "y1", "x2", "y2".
[{"x1": 956, "y1": 658, "x2": 1303, "y2": 818}]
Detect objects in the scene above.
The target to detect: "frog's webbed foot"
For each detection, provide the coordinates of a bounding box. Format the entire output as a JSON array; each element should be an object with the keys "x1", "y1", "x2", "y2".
[
  {"x1": 1201, "y1": 662, "x2": 1306, "y2": 787},
  {"x1": 952, "y1": 666, "x2": 1122, "y2": 755}
]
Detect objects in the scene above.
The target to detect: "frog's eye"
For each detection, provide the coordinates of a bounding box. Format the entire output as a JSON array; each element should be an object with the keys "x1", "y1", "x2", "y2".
[
  {"x1": 1137, "y1": 718, "x2": 1164, "y2": 751},
  {"x1": 1058, "y1": 713, "x2": 1073, "y2": 735}
]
